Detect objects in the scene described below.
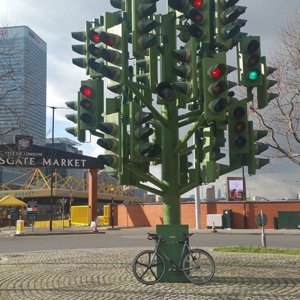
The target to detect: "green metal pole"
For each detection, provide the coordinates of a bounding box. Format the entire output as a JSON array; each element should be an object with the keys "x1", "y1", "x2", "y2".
[{"x1": 160, "y1": 13, "x2": 180, "y2": 225}]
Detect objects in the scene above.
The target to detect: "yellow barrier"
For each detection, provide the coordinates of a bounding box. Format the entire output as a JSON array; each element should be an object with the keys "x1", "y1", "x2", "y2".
[
  {"x1": 103, "y1": 205, "x2": 110, "y2": 217},
  {"x1": 16, "y1": 220, "x2": 25, "y2": 234},
  {"x1": 97, "y1": 205, "x2": 110, "y2": 226},
  {"x1": 98, "y1": 216, "x2": 110, "y2": 226},
  {"x1": 33, "y1": 220, "x2": 70, "y2": 228},
  {"x1": 71, "y1": 206, "x2": 89, "y2": 226}
]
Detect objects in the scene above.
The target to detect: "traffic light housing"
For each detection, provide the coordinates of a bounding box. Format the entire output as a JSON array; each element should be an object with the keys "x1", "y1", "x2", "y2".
[
  {"x1": 202, "y1": 127, "x2": 227, "y2": 183},
  {"x1": 71, "y1": 21, "x2": 92, "y2": 73},
  {"x1": 215, "y1": 0, "x2": 247, "y2": 51},
  {"x1": 247, "y1": 121, "x2": 269, "y2": 175},
  {"x1": 129, "y1": 102, "x2": 161, "y2": 163},
  {"x1": 132, "y1": 0, "x2": 158, "y2": 59},
  {"x1": 97, "y1": 112, "x2": 121, "y2": 171},
  {"x1": 228, "y1": 98, "x2": 249, "y2": 164},
  {"x1": 88, "y1": 11, "x2": 126, "y2": 94},
  {"x1": 168, "y1": 0, "x2": 213, "y2": 43},
  {"x1": 78, "y1": 79, "x2": 104, "y2": 131},
  {"x1": 202, "y1": 52, "x2": 229, "y2": 121},
  {"x1": 257, "y1": 56, "x2": 278, "y2": 109},
  {"x1": 65, "y1": 98, "x2": 86, "y2": 143},
  {"x1": 172, "y1": 38, "x2": 198, "y2": 101},
  {"x1": 237, "y1": 36, "x2": 262, "y2": 87}
]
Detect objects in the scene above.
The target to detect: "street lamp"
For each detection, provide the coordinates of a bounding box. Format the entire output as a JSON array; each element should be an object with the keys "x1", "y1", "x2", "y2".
[{"x1": 47, "y1": 106, "x2": 70, "y2": 231}]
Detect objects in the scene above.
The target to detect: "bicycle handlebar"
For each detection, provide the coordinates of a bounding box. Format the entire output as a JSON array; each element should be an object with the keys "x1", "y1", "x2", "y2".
[
  {"x1": 147, "y1": 232, "x2": 159, "y2": 240},
  {"x1": 147, "y1": 232, "x2": 194, "y2": 242}
]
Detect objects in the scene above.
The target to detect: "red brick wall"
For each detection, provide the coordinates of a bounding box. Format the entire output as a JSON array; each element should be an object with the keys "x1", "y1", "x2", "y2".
[{"x1": 115, "y1": 201, "x2": 300, "y2": 229}]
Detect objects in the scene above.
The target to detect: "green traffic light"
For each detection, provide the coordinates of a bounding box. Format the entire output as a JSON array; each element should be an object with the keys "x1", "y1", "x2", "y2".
[{"x1": 248, "y1": 70, "x2": 259, "y2": 81}]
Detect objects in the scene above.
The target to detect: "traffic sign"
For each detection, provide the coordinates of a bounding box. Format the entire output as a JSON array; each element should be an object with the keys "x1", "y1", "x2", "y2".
[{"x1": 255, "y1": 213, "x2": 268, "y2": 227}]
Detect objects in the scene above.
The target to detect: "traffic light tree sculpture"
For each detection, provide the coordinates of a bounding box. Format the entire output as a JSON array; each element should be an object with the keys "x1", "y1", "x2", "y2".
[{"x1": 66, "y1": 0, "x2": 276, "y2": 282}]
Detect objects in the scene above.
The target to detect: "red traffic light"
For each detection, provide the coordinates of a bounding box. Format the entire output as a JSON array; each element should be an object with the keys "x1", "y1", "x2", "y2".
[
  {"x1": 80, "y1": 86, "x2": 93, "y2": 97},
  {"x1": 100, "y1": 32, "x2": 119, "y2": 47},
  {"x1": 209, "y1": 64, "x2": 227, "y2": 79},
  {"x1": 190, "y1": 0, "x2": 203, "y2": 8},
  {"x1": 88, "y1": 31, "x2": 101, "y2": 43}
]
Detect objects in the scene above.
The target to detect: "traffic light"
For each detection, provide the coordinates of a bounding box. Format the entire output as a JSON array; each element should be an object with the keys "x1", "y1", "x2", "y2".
[
  {"x1": 202, "y1": 52, "x2": 230, "y2": 121},
  {"x1": 135, "y1": 49, "x2": 158, "y2": 91},
  {"x1": 257, "y1": 57, "x2": 278, "y2": 109},
  {"x1": 65, "y1": 98, "x2": 85, "y2": 143},
  {"x1": 237, "y1": 36, "x2": 262, "y2": 87},
  {"x1": 202, "y1": 127, "x2": 228, "y2": 183},
  {"x1": 247, "y1": 121, "x2": 269, "y2": 175},
  {"x1": 228, "y1": 98, "x2": 249, "y2": 164},
  {"x1": 88, "y1": 12, "x2": 126, "y2": 94},
  {"x1": 110, "y1": 0, "x2": 124, "y2": 9},
  {"x1": 212, "y1": 121, "x2": 226, "y2": 161},
  {"x1": 172, "y1": 38, "x2": 198, "y2": 100},
  {"x1": 71, "y1": 21, "x2": 92, "y2": 73},
  {"x1": 132, "y1": 0, "x2": 158, "y2": 59},
  {"x1": 156, "y1": 81, "x2": 176, "y2": 104},
  {"x1": 129, "y1": 102, "x2": 161, "y2": 162},
  {"x1": 97, "y1": 112, "x2": 121, "y2": 171},
  {"x1": 78, "y1": 79, "x2": 104, "y2": 131},
  {"x1": 215, "y1": 0, "x2": 247, "y2": 51},
  {"x1": 168, "y1": 0, "x2": 212, "y2": 43}
]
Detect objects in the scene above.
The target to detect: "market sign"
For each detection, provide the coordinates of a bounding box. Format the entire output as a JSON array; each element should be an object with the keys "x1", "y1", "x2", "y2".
[{"x1": 0, "y1": 143, "x2": 103, "y2": 169}]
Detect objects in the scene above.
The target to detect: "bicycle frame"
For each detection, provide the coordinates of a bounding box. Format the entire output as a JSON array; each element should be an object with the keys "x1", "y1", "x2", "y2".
[{"x1": 153, "y1": 235, "x2": 192, "y2": 272}]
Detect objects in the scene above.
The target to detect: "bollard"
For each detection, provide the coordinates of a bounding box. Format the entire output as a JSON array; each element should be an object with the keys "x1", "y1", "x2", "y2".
[{"x1": 16, "y1": 219, "x2": 24, "y2": 235}]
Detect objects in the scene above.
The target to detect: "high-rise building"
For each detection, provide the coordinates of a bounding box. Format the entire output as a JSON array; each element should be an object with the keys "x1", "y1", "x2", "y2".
[
  {"x1": 0, "y1": 26, "x2": 46, "y2": 183},
  {"x1": 0, "y1": 26, "x2": 47, "y2": 145}
]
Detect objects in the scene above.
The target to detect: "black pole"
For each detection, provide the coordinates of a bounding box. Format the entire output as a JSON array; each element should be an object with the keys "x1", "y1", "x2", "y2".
[{"x1": 49, "y1": 106, "x2": 55, "y2": 231}]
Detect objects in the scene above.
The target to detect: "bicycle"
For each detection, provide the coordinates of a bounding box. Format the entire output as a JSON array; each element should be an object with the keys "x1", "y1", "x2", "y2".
[{"x1": 132, "y1": 232, "x2": 215, "y2": 285}]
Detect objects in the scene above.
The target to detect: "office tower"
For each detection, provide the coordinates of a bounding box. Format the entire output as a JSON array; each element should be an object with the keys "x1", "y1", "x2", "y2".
[
  {"x1": 0, "y1": 26, "x2": 47, "y2": 145},
  {"x1": 0, "y1": 26, "x2": 47, "y2": 183}
]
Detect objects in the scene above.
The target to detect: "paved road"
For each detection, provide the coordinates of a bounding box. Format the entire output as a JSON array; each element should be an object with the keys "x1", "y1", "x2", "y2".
[
  {"x1": 1, "y1": 227, "x2": 300, "y2": 253},
  {"x1": 0, "y1": 247, "x2": 299, "y2": 300}
]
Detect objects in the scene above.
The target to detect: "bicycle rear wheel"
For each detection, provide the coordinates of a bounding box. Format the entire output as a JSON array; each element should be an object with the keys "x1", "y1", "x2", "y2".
[
  {"x1": 132, "y1": 250, "x2": 165, "y2": 285},
  {"x1": 182, "y1": 249, "x2": 215, "y2": 285}
]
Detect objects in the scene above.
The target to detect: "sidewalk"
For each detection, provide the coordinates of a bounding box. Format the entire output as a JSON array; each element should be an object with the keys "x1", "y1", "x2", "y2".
[
  {"x1": 0, "y1": 225, "x2": 299, "y2": 237},
  {"x1": 0, "y1": 246, "x2": 299, "y2": 300}
]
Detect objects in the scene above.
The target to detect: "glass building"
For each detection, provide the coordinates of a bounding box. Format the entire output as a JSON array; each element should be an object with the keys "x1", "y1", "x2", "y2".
[
  {"x1": 0, "y1": 26, "x2": 47, "y2": 145},
  {"x1": 0, "y1": 26, "x2": 47, "y2": 183}
]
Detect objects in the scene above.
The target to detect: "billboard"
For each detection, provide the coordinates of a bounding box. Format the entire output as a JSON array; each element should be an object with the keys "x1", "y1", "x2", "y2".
[{"x1": 227, "y1": 177, "x2": 245, "y2": 201}]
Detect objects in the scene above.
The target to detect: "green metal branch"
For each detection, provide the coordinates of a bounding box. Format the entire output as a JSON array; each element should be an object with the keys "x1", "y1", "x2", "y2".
[
  {"x1": 125, "y1": 164, "x2": 167, "y2": 191},
  {"x1": 173, "y1": 113, "x2": 205, "y2": 154},
  {"x1": 127, "y1": 81, "x2": 167, "y2": 126}
]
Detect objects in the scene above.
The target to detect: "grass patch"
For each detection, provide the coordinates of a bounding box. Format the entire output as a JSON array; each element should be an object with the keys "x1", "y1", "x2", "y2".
[{"x1": 214, "y1": 246, "x2": 300, "y2": 256}]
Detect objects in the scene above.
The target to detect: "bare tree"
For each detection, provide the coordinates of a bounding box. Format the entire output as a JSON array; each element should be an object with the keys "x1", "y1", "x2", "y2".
[{"x1": 250, "y1": 10, "x2": 300, "y2": 166}]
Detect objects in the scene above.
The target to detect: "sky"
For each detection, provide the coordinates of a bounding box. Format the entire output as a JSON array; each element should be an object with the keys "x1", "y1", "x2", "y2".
[{"x1": 1, "y1": 0, "x2": 300, "y2": 200}]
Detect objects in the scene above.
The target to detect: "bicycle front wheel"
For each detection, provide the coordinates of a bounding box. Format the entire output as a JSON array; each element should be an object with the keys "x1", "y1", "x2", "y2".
[
  {"x1": 182, "y1": 249, "x2": 215, "y2": 285},
  {"x1": 132, "y1": 250, "x2": 165, "y2": 285}
]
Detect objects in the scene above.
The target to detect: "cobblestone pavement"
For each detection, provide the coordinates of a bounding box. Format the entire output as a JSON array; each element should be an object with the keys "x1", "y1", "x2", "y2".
[{"x1": 0, "y1": 248, "x2": 299, "y2": 300}]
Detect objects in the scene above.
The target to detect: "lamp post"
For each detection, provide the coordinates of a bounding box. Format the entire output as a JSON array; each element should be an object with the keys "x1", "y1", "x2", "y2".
[
  {"x1": 47, "y1": 105, "x2": 70, "y2": 231},
  {"x1": 28, "y1": 102, "x2": 71, "y2": 231},
  {"x1": 48, "y1": 106, "x2": 56, "y2": 231}
]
